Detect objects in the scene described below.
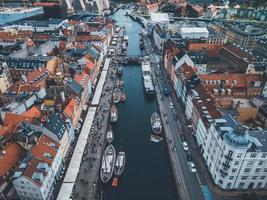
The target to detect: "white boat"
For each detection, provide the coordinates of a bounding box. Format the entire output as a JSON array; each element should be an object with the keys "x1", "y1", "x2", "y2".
[
  {"x1": 141, "y1": 59, "x2": 155, "y2": 95},
  {"x1": 106, "y1": 127, "x2": 113, "y2": 144},
  {"x1": 110, "y1": 105, "x2": 118, "y2": 123},
  {"x1": 114, "y1": 152, "x2": 126, "y2": 176},
  {"x1": 0, "y1": 7, "x2": 44, "y2": 25},
  {"x1": 113, "y1": 88, "x2": 121, "y2": 104},
  {"x1": 100, "y1": 145, "x2": 116, "y2": 183},
  {"x1": 151, "y1": 112, "x2": 162, "y2": 135}
]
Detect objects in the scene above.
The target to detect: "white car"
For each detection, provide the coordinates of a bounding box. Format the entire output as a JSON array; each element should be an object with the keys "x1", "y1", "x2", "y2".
[
  {"x1": 170, "y1": 102, "x2": 174, "y2": 108},
  {"x1": 189, "y1": 162, "x2": 197, "y2": 173},
  {"x1": 182, "y1": 142, "x2": 189, "y2": 151}
]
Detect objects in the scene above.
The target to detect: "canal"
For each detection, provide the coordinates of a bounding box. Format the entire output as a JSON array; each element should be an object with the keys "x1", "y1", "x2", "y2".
[{"x1": 102, "y1": 9, "x2": 177, "y2": 200}]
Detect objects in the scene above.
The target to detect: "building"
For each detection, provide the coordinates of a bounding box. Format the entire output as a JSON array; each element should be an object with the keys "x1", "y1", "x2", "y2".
[
  {"x1": 153, "y1": 24, "x2": 169, "y2": 52},
  {"x1": 200, "y1": 73, "x2": 265, "y2": 107},
  {"x1": 173, "y1": 63, "x2": 200, "y2": 105},
  {"x1": 0, "y1": 143, "x2": 26, "y2": 198},
  {"x1": 203, "y1": 116, "x2": 267, "y2": 190},
  {"x1": 225, "y1": 23, "x2": 266, "y2": 50},
  {"x1": 180, "y1": 27, "x2": 209, "y2": 40},
  {"x1": 95, "y1": 0, "x2": 110, "y2": 12},
  {"x1": 0, "y1": 62, "x2": 12, "y2": 93}
]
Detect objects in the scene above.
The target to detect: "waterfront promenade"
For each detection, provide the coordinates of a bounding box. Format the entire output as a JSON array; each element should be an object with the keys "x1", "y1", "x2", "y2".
[
  {"x1": 142, "y1": 32, "x2": 204, "y2": 200},
  {"x1": 57, "y1": 57, "x2": 117, "y2": 200}
]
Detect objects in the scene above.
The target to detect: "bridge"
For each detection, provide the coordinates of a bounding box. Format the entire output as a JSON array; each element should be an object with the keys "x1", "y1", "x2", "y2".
[{"x1": 115, "y1": 55, "x2": 143, "y2": 64}]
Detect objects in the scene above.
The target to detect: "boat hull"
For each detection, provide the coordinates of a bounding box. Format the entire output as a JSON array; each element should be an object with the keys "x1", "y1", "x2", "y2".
[
  {"x1": 100, "y1": 145, "x2": 116, "y2": 183},
  {"x1": 110, "y1": 105, "x2": 118, "y2": 123},
  {"x1": 114, "y1": 152, "x2": 126, "y2": 176},
  {"x1": 151, "y1": 112, "x2": 162, "y2": 135}
]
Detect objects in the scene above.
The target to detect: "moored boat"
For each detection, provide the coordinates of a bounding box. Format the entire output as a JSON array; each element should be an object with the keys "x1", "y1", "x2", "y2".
[
  {"x1": 113, "y1": 88, "x2": 121, "y2": 104},
  {"x1": 106, "y1": 127, "x2": 113, "y2": 144},
  {"x1": 141, "y1": 60, "x2": 155, "y2": 95},
  {"x1": 100, "y1": 145, "x2": 116, "y2": 183},
  {"x1": 139, "y1": 39, "x2": 144, "y2": 50},
  {"x1": 151, "y1": 112, "x2": 162, "y2": 135},
  {"x1": 114, "y1": 151, "x2": 126, "y2": 176},
  {"x1": 119, "y1": 80, "x2": 124, "y2": 87},
  {"x1": 110, "y1": 105, "x2": 118, "y2": 123},
  {"x1": 120, "y1": 91, "x2": 126, "y2": 102},
  {"x1": 117, "y1": 65, "x2": 123, "y2": 76}
]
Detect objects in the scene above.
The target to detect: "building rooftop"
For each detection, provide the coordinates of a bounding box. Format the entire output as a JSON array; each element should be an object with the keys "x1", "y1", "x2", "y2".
[
  {"x1": 31, "y1": 134, "x2": 59, "y2": 165},
  {"x1": 0, "y1": 143, "x2": 26, "y2": 177},
  {"x1": 44, "y1": 113, "x2": 66, "y2": 140}
]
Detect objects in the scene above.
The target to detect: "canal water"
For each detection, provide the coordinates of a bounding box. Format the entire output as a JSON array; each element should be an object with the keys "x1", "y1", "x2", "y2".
[{"x1": 102, "y1": 9, "x2": 177, "y2": 200}]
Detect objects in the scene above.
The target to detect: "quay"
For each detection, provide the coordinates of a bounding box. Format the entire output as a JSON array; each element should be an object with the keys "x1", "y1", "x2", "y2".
[
  {"x1": 57, "y1": 57, "x2": 118, "y2": 200},
  {"x1": 142, "y1": 30, "x2": 204, "y2": 200},
  {"x1": 57, "y1": 24, "x2": 127, "y2": 200}
]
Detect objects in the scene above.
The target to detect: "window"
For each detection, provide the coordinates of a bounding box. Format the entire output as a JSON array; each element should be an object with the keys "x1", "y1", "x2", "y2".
[
  {"x1": 264, "y1": 168, "x2": 267, "y2": 173},
  {"x1": 247, "y1": 161, "x2": 253, "y2": 166},
  {"x1": 252, "y1": 176, "x2": 257, "y2": 180},
  {"x1": 255, "y1": 168, "x2": 261, "y2": 173},
  {"x1": 241, "y1": 176, "x2": 248, "y2": 180},
  {"x1": 232, "y1": 168, "x2": 237, "y2": 173},
  {"x1": 262, "y1": 153, "x2": 266, "y2": 158},
  {"x1": 229, "y1": 176, "x2": 234, "y2": 180},
  {"x1": 234, "y1": 161, "x2": 239, "y2": 165},
  {"x1": 21, "y1": 181, "x2": 24, "y2": 184},
  {"x1": 244, "y1": 168, "x2": 251, "y2": 173},
  {"x1": 250, "y1": 153, "x2": 257, "y2": 158},
  {"x1": 260, "y1": 176, "x2": 266, "y2": 180},
  {"x1": 259, "y1": 161, "x2": 264, "y2": 165},
  {"x1": 237, "y1": 153, "x2": 242, "y2": 158}
]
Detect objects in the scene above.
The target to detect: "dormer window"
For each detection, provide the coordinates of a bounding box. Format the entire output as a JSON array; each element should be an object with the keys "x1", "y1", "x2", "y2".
[
  {"x1": 32, "y1": 172, "x2": 44, "y2": 183},
  {"x1": 44, "y1": 152, "x2": 53, "y2": 159},
  {"x1": 37, "y1": 162, "x2": 48, "y2": 172}
]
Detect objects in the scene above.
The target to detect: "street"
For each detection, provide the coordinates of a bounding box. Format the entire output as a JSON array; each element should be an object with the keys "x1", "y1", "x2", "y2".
[{"x1": 142, "y1": 34, "x2": 205, "y2": 200}]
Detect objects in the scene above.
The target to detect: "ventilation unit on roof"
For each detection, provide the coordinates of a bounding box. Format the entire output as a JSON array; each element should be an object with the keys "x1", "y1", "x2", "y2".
[{"x1": 32, "y1": 172, "x2": 44, "y2": 183}]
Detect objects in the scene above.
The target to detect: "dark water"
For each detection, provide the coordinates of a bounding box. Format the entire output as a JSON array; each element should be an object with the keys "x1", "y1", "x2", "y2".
[{"x1": 102, "y1": 9, "x2": 177, "y2": 200}]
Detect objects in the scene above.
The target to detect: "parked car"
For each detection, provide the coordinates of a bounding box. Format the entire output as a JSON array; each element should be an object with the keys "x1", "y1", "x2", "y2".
[
  {"x1": 182, "y1": 142, "x2": 189, "y2": 151},
  {"x1": 169, "y1": 102, "x2": 174, "y2": 108},
  {"x1": 179, "y1": 134, "x2": 185, "y2": 142},
  {"x1": 186, "y1": 151, "x2": 192, "y2": 162},
  {"x1": 189, "y1": 162, "x2": 196, "y2": 173}
]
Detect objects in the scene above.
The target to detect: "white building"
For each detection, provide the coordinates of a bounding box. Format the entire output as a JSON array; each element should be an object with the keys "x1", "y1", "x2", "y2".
[
  {"x1": 13, "y1": 134, "x2": 63, "y2": 200},
  {"x1": 0, "y1": 62, "x2": 12, "y2": 93},
  {"x1": 180, "y1": 27, "x2": 209, "y2": 39},
  {"x1": 203, "y1": 115, "x2": 267, "y2": 190},
  {"x1": 95, "y1": 0, "x2": 110, "y2": 12}
]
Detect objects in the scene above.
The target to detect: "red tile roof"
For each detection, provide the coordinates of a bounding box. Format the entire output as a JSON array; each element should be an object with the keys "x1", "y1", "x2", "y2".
[
  {"x1": 22, "y1": 106, "x2": 42, "y2": 119},
  {"x1": 22, "y1": 157, "x2": 48, "y2": 187},
  {"x1": 4, "y1": 112, "x2": 33, "y2": 133},
  {"x1": 0, "y1": 143, "x2": 26, "y2": 177},
  {"x1": 194, "y1": 83, "x2": 221, "y2": 119},
  {"x1": 223, "y1": 44, "x2": 255, "y2": 62},
  {"x1": 31, "y1": 134, "x2": 59, "y2": 165},
  {"x1": 63, "y1": 98, "x2": 78, "y2": 121}
]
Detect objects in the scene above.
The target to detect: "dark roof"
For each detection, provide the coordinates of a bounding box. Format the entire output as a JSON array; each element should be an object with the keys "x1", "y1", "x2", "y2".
[
  {"x1": 67, "y1": 79, "x2": 83, "y2": 96},
  {"x1": 44, "y1": 113, "x2": 66, "y2": 139},
  {"x1": 87, "y1": 47, "x2": 100, "y2": 59},
  {"x1": 0, "y1": 56, "x2": 49, "y2": 70},
  {"x1": 259, "y1": 105, "x2": 267, "y2": 118}
]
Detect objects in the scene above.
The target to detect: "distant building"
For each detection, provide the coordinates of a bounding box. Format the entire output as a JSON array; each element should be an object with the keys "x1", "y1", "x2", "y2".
[
  {"x1": 180, "y1": 27, "x2": 209, "y2": 40},
  {"x1": 95, "y1": 0, "x2": 110, "y2": 12},
  {"x1": 0, "y1": 62, "x2": 12, "y2": 94},
  {"x1": 225, "y1": 23, "x2": 266, "y2": 50},
  {"x1": 153, "y1": 24, "x2": 169, "y2": 52}
]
